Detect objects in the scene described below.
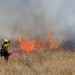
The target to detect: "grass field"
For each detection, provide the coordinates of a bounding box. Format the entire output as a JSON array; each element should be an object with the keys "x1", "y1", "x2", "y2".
[{"x1": 0, "y1": 50, "x2": 75, "y2": 75}]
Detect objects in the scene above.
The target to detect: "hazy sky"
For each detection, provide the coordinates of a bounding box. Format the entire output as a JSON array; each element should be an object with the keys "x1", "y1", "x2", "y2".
[{"x1": 0, "y1": 0, "x2": 75, "y2": 43}]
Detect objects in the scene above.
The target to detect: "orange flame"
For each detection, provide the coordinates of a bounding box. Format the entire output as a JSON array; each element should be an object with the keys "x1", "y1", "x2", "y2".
[
  {"x1": 48, "y1": 32, "x2": 58, "y2": 50},
  {"x1": 17, "y1": 32, "x2": 59, "y2": 53},
  {"x1": 37, "y1": 40, "x2": 46, "y2": 50},
  {"x1": 17, "y1": 35, "x2": 36, "y2": 53}
]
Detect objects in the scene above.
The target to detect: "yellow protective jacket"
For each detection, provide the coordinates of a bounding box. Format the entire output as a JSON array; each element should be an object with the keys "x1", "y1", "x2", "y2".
[{"x1": 2, "y1": 43, "x2": 10, "y2": 51}]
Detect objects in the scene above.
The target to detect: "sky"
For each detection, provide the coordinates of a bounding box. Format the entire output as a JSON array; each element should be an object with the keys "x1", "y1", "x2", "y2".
[{"x1": 0, "y1": 0, "x2": 75, "y2": 43}]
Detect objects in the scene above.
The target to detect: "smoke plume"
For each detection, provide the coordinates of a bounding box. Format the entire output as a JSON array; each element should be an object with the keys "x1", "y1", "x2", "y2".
[{"x1": 0, "y1": 0, "x2": 75, "y2": 45}]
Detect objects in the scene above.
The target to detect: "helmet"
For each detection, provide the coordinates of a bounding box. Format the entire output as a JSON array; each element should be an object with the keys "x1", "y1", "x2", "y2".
[{"x1": 4, "y1": 39, "x2": 8, "y2": 43}]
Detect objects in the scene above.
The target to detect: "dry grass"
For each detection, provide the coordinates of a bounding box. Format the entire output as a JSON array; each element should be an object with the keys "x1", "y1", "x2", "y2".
[{"x1": 0, "y1": 50, "x2": 75, "y2": 75}]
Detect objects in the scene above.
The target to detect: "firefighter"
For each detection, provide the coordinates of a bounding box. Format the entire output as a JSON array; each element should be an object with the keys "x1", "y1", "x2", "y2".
[{"x1": 1, "y1": 39, "x2": 12, "y2": 60}]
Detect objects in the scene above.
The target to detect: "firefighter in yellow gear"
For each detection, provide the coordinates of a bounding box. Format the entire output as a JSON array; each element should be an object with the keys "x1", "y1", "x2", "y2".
[
  {"x1": 1, "y1": 39, "x2": 11, "y2": 60},
  {"x1": 3, "y1": 39, "x2": 10, "y2": 51}
]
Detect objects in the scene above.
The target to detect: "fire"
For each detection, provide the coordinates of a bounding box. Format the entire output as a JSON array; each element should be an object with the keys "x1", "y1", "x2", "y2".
[
  {"x1": 37, "y1": 39, "x2": 46, "y2": 50},
  {"x1": 48, "y1": 32, "x2": 58, "y2": 50},
  {"x1": 17, "y1": 35, "x2": 36, "y2": 52},
  {"x1": 17, "y1": 32, "x2": 59, "y2": 53}
]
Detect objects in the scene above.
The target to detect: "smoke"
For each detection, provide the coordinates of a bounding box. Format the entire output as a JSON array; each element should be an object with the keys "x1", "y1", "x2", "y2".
[{"x1": 0, "y1": 0, "x2": 75, "y2": 44}]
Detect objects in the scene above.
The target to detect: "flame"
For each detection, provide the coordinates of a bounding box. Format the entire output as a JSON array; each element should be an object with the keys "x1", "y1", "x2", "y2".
[
  {"x1": 48, "y1": 32, "x2": 58, "y2": 50},
  {"x1": 37, "y1": 38, "x2": 46, "y2": 50},
  {"x1": 16, "y1": 32, "x2": 59, "y2": 53},
  {"x1": 17, "y1": 35, "x2": 36, "y2": 53}
]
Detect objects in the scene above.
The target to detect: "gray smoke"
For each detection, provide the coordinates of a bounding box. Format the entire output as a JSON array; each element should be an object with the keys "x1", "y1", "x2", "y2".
[{"x1": 0, "y1": 0, "x2": 75, "y2": 44}]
